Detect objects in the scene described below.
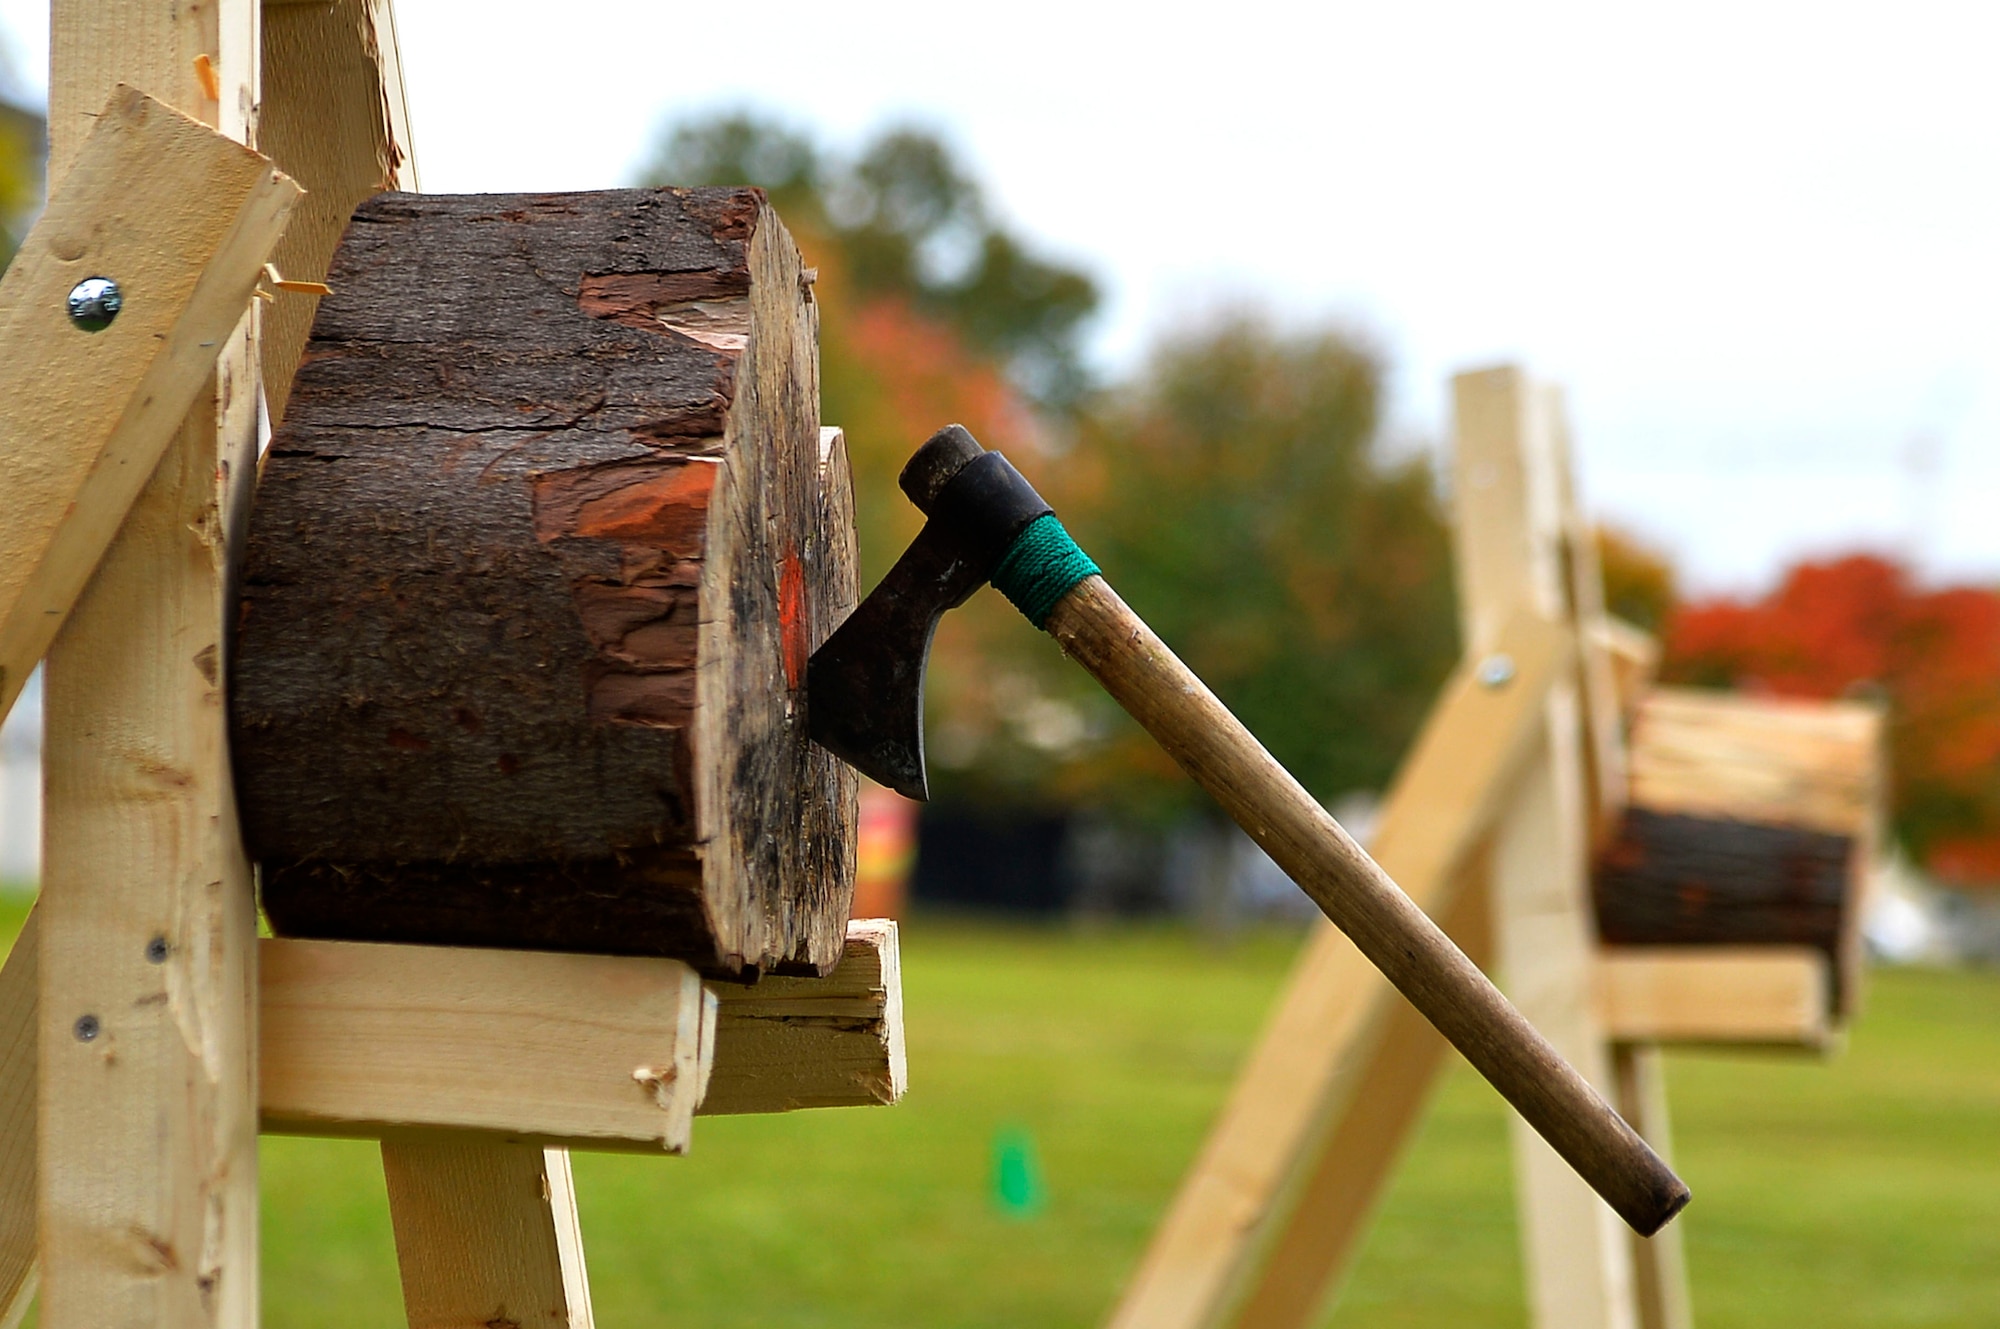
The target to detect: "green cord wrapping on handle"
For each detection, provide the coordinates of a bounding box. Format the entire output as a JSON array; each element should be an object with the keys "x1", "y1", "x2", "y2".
[{"x1": 991, "y1": 514, "x2": 1101, "y2": 629}]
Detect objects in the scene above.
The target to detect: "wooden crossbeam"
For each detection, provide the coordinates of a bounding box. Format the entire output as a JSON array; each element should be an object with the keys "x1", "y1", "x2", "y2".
[
  {"x1": 0, "y1": 87, "x2": 298, "y2": 722},
  {"x1": 1598, "y1": 948, "x2": 1831, "y2": 1048},
  {"x1": 259, "y1": 938, "x2": 719, "y2": 1152},
  {"x1": 0, "y1": 916, "x2": 904, "y2": 1315},
  {"x1": 1106, "y1": 609, "x2": 1567, "y2": 1328},
  {"x1": 381, "y1": 1135, "x2": 595, "y2": 1329}
]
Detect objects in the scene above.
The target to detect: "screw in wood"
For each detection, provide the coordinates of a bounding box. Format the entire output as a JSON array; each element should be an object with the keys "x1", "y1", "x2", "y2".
[
  {"x1": 146, "y1": 936, "x2": 169, "y2": 964},
  {"x1": 66, "y1": 276, "x2": 123, "y2": 331},
  {"x1": 72, "y1": 1014, "x2": 100, "y2": 1042},
  {"x1": 1478, "y1": 653, "x2": 1517, "y2": 689}
]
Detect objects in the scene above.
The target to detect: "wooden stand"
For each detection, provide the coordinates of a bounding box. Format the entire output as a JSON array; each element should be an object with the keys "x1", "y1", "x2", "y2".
[
  {"x1": 1108, "y1": 365, "x2": 1882, "y2": 1329},
  {"x1": 0, "y1": 6, "x2": 904, "y2": 1325}
]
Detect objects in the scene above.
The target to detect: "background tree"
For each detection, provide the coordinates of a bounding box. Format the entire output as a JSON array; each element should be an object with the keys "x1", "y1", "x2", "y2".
[
  {"x1": 1041, "y1": 317, "x2": 1460, "y2": 818},
  {"x1": 0, "y1": 96, "x2": 43, "y2": 270},
  {"x1": 1663, "y1": 554, "x2": 2000, "y2": 885},
  {"x1": 1597, "y1": 525, "x2": 1677, "y2": 632},
  {"x1": 642, "y1": 115, "x2": 1460, "y2": 822}
]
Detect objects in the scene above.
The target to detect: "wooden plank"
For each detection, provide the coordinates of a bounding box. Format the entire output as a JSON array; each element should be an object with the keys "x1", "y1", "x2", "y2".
[
  {"x1": 0, "y1": 909, "x2": 37, "y2": 1329},
  {"x1": 261, "y1": 918, "x2": 898, "y2": 1141},
  {"x1": 699, "y1": 918, "x2": 906, "y2": 1115},
  {"x1": 0, "y1": 88, "x2": 299, "y2": 723},
  {"x1": 1455, "y1": 365, "x2": 1636, "y2": 1329},
  {"x1": 1547, "y1": 383, "x2": 1629, "y2": 848},
  {"x1": 380, "y1": 1134, "x2": 593, "y2": 1329},
  {"x1": 1614, "y1": 1045, "x2": 1694, "y2": 1329},
  {"x1": 1598, "y1": 948, "x2": 1831, "y2": 1047},
  {"x1": 1105, "y1": 609, "x2": 1566, "y2": 1329},
  {"x1": 40, "y1": 4, "x2": 268, "y2": 1323},
  {"x1": 1590, "y1": 617, "x2": 1659, "y2": 720},
  {"x1": 259, "y1": 938, "x2": 712, "y2": 1152},
  {"x1": 1220, "y1": 858, "x2": 1493, "y2": 1329},
  {"x1": 260, "y1": 0, "x2": 420, "y2": 424},
  {"x1": 2, "y1": 921, "x2": 893, "y2": 1183}
]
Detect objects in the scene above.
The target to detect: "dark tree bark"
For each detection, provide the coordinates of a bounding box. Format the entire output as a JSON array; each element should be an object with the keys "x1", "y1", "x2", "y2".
[{"x1": 232, "y1": 187, "x2": 857, "y2": 978}]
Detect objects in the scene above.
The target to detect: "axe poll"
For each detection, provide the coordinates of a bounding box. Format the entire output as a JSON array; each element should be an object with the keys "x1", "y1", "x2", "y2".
[{"x1": 807, "y1": 424, "x2": 1689, "y2": 1237}]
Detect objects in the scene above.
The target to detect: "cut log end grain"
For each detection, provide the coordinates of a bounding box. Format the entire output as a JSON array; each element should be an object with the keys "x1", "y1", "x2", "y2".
[{"x1": 231, "y1": 187, "x2": 858, "y2": 978}]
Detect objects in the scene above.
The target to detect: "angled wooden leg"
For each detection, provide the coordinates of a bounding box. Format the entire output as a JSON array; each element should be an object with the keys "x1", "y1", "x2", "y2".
[
  {"x1": 1106, "y1": 614, "x2": 1564, "y2": 1329},
  {"x1": 1220, "y1": 860, "x2": 1492, "y2": 1328},
  {"x1": 0, "y1": 907, "x2": 37, "y2": 1328},
  {"x1": 1615, "y1": 1046, "x2": 1692, "y2": 1329},
  {"x1": 381, "y1": 1134, "x2": 594, "y2": 1329}
]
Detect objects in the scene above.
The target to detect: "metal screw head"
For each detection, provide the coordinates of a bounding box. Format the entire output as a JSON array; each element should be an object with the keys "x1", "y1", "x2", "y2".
[
  {"x1": 146, "y1": 936, "x2": 169, "y2": 964},
  {"x1": 66, "y1": 276, "x2": 123, "y2": 331},
  {"x1": 1478, "y1": 653, "x2": 1517, "y2": 689},
  {"x1": 73, "y1": 1014, "x2": 100, "y2": 1042}
]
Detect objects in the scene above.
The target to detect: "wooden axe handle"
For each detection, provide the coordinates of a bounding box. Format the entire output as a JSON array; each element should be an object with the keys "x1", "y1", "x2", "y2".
[{"x1": 1045, "y1": 574, "x2": 1689, "y2": 1236}]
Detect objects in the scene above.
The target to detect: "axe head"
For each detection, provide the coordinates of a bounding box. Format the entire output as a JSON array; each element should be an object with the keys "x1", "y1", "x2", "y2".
[{"x1": 806, "y1": 425, "x2": 1051, "y2": 799}]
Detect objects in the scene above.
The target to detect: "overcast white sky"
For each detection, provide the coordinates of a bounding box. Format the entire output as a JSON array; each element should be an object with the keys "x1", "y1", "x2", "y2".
[{"x1": 4, "y1": 0, "x2": 1996, "y2": 594}]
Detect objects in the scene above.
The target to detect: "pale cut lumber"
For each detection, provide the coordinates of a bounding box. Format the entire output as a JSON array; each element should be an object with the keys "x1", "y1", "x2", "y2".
[
  {"x1": 1455, "y1": 365, "x2": 1636, "y2": 1329},
  {"x1": 260, "y1": 0, "x2": 419, "y2": 424},
  {"x1": 0, "y1": 910, "x2": 36, "y2": 1329},
  {"x1": 700, "y1": 918, "x2": 906, "y2": 1115},
  {"x1": 1547, "y1": 384, "x2": 1629, "y2": 848},
  {"x1": 1591, "y1": 616, "x2": 1660, "y2": 720},
  {"x1": 1106, "y1": 609, "x2": 1568, "y2": 1329},
  {"x1": 1626, "y1": 687, "x2": 1883, "y2": 838},
  {"x1": 1614, "y1": 1045, "x2": 1694, "y2": 1329},
  {"x1": 40, "y1": 5, "x2": 268, "y2": 1323},
  {"x1": 1219, "y1": 860, "x2": 1493, "y2": 1329},
  {"x1": 0, "y1": 921, "x2": 897, "y2": 1172},
  {"x1": 380, "y1": 1134, "x2": 593, "y2": 1329},
  {"x1": 259, "y1": 938, "x2": 713, "y2": 1152},
  {"x1": 0, "y1": 87, "x2": 299, "y2": 723},
  {"x1": 1598, "y1": 948, "x2": 1831, "y2": 1048}
]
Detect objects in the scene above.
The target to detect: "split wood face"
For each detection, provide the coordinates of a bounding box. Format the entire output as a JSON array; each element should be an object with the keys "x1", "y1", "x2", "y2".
[{"x1": 231, "y1": 187, "x2": 858, "y2": 978}]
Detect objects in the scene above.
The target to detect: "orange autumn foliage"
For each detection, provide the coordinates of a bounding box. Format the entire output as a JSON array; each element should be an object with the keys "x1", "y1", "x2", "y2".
[{"x1": 1662, "y1": 554, "x2": 2000, "y2": 886}]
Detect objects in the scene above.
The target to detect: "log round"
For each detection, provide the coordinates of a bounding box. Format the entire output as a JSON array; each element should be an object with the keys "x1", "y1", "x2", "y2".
[{"x1": 231, "y1": 188, "x2": 858, "y2": 978}]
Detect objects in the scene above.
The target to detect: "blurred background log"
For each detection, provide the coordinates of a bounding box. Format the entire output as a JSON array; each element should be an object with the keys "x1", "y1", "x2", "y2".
[
  {"x1": 232, "y1": 187, "x2": 857, "y2": 978},
  {"x1": 1595, "y1": 688, "x2": 1884, "y2": 1013}
]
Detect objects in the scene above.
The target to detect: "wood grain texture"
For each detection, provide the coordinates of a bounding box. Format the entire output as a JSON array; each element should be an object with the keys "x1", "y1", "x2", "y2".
[
  {"x1": 0, "y1": 910, "x2": 36, "y2": 1329},
  {"x1": 1598, "y1": 947, "x2": 1831, "y2": 1047},
  {"x1": 39, "y1": 6, "x2": 266, "y2": 1325},
  {"x1": 1047, "y1": 573, "x2": 1684, "y2": 1239},
  {"x1": 233, "y1": 189, "x2": 858, "y2": 977},
  {"x1": 259, "y1": 0, "x2": 418, "y2": 424},
  {"x1": 699, "y1": 917, "x2": 905, "y2": 1115},
  {"x1": 0, "y1": 88, "x2": 298, "y2": 722},
  {"x1": 1107, "y1": 610, "x2": 1567, "y2": 1329},
  {"x1": 259, "y1": 937, "x2": 711, "y2": 1152},
  {"x1": 381, "y1": 1134, "x2": 593, "y2": 1329}
]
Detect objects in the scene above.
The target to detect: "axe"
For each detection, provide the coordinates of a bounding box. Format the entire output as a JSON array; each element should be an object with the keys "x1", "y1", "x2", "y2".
[{"x1": 809, "y1": 424, "x2": 1690, "y2": 1236}]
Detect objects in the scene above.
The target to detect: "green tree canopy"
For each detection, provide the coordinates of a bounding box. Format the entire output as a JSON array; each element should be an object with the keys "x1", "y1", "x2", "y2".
[
  {"x1": 642, "y1": 113, "x2": 1097, "y2": 407},
  {"x1": 1040, "y1": 317, "x2": 1461, "y2": 815}
]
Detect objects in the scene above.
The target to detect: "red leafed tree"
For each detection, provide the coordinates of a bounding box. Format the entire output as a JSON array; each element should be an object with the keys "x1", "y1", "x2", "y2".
[{"x1": 1662, "y1": 554, "x2": 2000, "y2": 885}]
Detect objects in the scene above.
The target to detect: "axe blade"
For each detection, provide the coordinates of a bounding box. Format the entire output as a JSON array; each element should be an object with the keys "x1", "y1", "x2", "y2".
[{"x1": 806, "y1": 519, "x2": 990, "y2": 800}]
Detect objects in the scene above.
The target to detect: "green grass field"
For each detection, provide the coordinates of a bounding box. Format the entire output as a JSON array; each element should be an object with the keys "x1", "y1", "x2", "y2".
[{"x1": 6, "y1": 904, "x2": 1998, "y2": 1325}]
